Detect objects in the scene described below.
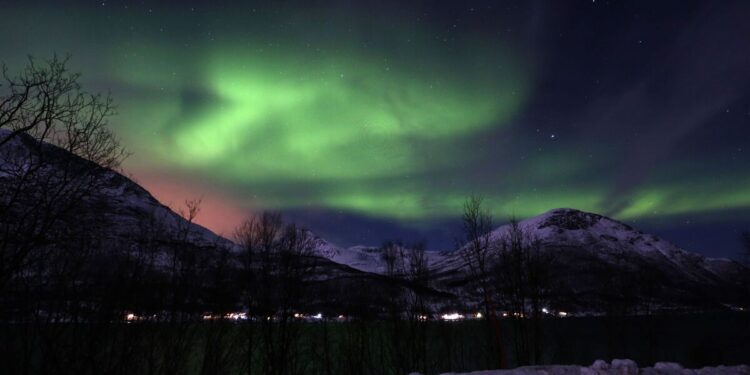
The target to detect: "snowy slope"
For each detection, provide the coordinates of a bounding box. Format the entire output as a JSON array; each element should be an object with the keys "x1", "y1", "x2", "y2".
[
  {"x1": 314, "y1": 208, "x2": 748, "y2": 311},
  {"x1": 321, "y1": 208, "x2": 745, "y2": 284},
  {"x1": 430, "y1": 208, "x2": 748, "y2": 310},
  {"x1": 309, "y1": 234, "x2": 448, "y2": 274},
  {"x1": 4, "y1": 128, "x2": 746, "y2": 312},
  {"x1": 411, "y1": 359, "x2": 750, "y2": 375},
  {"x1": 0, "y1": 129, "x2": 450, "y2": 311},
  {"x1": 0, "y1": 128, "x2": 236, "y2": 265}
]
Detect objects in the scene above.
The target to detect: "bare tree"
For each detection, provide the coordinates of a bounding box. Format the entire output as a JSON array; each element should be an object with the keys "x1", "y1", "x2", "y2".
[
  {"x1": 380, "y1": 240, "x2": 408, "y2": 374},
  {"x1": 0, "y1": 55, "x2": 129, "y2": 374},
  {"x1": 160, "y1": 199, "x2": 206, "y2": 375},
  {"x1": 404, "y1": 242, "x2": 431, "y2": 374},
  {"x1": 381, "y1": 240, "x2": 402, "y2": 277},
  {"x1": 235, "y1": 215, "x2": 261, "y2": 375},
  {"x1": 460, "y1": 196, "x2": 494, "y2": 293},
  {"x1": 380, "y1": 240, "x2": 434, "y2": 374},
  {"x1": 0, "y1": 55, "x2": 126, "y2": 292},
  {"x1": 168, "y1": 198, "x2": 203, "y2": 320},
  {"x1": 236, "y1": 212, "x2": 318, "y2": 375},
  {"x1": 458, "y1": 195, "x2": 504, "y2": 368},
  {"x1": 237, "y1": 212, "x2": 283, "y2": 375},
  {"x1": 0, "y1": 55, "x2": 125, "y2": 170},
  {"x1": 494, "y1": 218, "x2": 551, "y2": 365}
]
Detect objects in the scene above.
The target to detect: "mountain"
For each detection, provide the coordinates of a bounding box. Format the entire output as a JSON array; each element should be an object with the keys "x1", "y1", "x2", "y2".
[
  {"x1": 315, "y1": 208, "x2": 749, "y2": 313},
  {"x1": 309, "y1": 235, "x2": 450, "y2": 275},
  {"x1": 3, "y1": 128, "x2": 746, "y2": 316},
  {"x1": 0, "y1": 128, "x2": 450, "y2": 317},
  {"x1": 0, "y1": 128, "x2": 232, "y2": 250}
]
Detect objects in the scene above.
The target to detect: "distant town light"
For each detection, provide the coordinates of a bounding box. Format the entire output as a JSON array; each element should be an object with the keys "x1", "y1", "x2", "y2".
[
  {"x1": 475, "y1": 312, "x2": 483, "y2": 319},
  {"x1": 558, "y1": 311, "x2": 568, "y2": 317},
  {"x1": 226, "y1": 312, "x2": 247, "y2": 320},
  {"x1": 441, "y1": 313, "x2": 463, "y2": 321},
  {"x1": 313, "y1": 313, "x2": 323, "y2": 319}
]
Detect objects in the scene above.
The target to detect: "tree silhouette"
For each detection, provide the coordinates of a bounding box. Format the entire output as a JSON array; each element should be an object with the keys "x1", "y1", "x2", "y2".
[
  {"x1": 0, "y1": 55, "x2": 126, "y2": 292},
  {"x1": 458, "y1": 195, "x2": 505, "y2": 368}
]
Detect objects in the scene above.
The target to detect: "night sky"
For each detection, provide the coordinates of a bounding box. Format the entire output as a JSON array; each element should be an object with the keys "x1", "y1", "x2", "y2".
[{"x1": 2, "y1": 1, "x2": 748, "y2": 258}]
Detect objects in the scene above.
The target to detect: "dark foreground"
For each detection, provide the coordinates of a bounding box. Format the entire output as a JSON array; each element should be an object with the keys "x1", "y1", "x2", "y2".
[{"x1": 1, "y1": 313, "x2": 748, "y2": 375}]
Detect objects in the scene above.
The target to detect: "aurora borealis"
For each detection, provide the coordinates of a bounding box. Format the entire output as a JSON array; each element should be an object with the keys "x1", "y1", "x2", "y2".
[{"x1": 2, "y1": 1, "x2": 749, "y2": 257}]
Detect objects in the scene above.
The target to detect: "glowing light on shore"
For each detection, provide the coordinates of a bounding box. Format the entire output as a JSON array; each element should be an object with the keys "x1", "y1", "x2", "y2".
[
  {"x1": 441, "y1": 313, "x2": 463, "y2": 321},
  {"x1": 225, "y1": 312, "x2": 247, "y2": 320}
]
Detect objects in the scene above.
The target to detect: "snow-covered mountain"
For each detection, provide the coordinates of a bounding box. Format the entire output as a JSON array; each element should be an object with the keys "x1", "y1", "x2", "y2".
[
  {"x1": 0, "y1": 128, "x2": 233, "y2": 251},
  {"x1": 308, "y1": 234, "x2": 449, "y2": 275},
  {"x1": 315, "y1": 208, "x2": 745, "y2": 282},
  {"x1": 0, "y1": 128, "x2": 448, "y2": 314},
  {"x1": 314, "y1": 208, "x2": 749, "y2": 312},
  {"x1": 3, "y1": 128, "x2": 746, "y2": 313},
  {"x1": 431, "y1": 208, "x2": 744, "y2": 278}
]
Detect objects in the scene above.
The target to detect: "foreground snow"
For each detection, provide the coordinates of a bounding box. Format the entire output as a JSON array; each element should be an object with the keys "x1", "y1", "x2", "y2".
[{"x1": 410, "y1": 359, "x2": 750, "y2": 375}]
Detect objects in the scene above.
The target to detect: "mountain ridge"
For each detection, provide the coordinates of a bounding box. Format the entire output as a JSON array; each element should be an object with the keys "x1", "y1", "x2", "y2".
[{"x1": 2, "y1": 129, "x2": 747, "y2": 313}]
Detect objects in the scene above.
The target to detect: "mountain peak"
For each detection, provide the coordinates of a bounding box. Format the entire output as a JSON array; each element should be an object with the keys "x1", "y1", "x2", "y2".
[{"x1": 537, "y1": 208, "x2": 604, "y2": 231}]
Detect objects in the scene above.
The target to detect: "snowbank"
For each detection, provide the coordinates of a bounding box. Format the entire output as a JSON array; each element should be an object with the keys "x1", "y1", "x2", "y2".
[{"x1": 409, "y1": 359, "x2": 750, "y2": 375}]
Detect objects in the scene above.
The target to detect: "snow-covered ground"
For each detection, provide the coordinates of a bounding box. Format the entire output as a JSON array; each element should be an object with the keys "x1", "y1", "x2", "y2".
[{"x1": 410, "y1": 359, "x2": 750, "y2": 375}]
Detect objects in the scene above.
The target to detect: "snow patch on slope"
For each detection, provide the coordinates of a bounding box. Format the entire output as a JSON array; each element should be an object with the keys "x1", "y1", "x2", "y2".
[
  {"x1": 411, "y1": 359, "x2": 749, "y2": 375},
  {"x1": 308, "y1": 234, "x2": 448, "y2": 274}
]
